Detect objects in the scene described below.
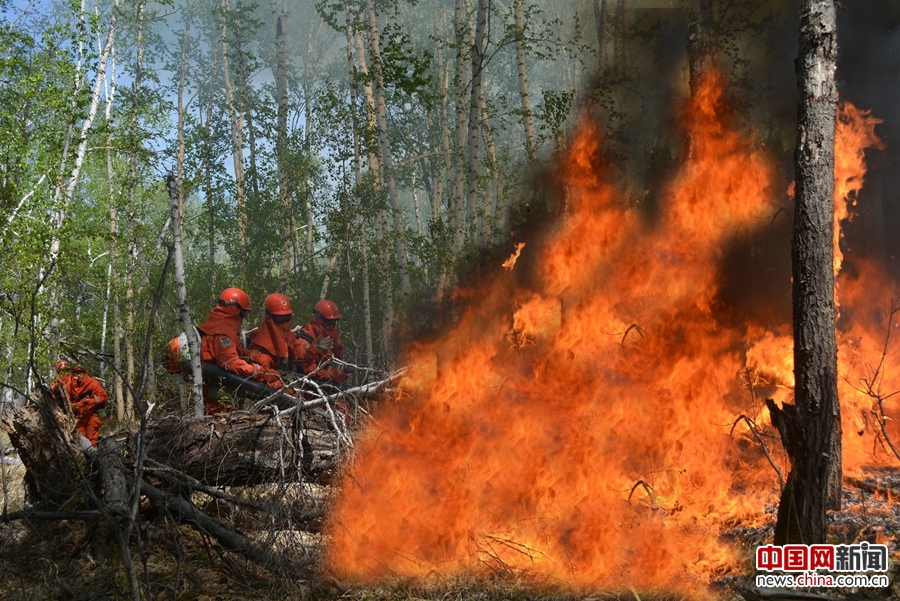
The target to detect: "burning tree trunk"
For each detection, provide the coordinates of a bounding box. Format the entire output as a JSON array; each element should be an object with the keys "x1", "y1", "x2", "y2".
[{"x1": 767, "y1": 0, "x2": 841, "y2": 545}]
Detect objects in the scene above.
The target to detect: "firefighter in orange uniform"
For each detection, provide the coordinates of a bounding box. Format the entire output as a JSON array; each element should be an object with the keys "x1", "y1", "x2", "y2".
[
  {"x1": 51, "y1": 360, "x2": 108, "y2": 448},
  {"x1": 246, "y1": 292, "x2": 308, "y2": 372},
  {"x1": 295, "y1": 299, "x2": 349, "y2": 388},
  {"x1": 197, "y1": 287, "x2": 283, "y2": 414}
]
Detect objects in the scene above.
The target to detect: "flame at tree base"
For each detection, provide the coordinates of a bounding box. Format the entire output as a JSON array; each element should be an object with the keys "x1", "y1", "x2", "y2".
[{"x1": 327, "y1": 71, "x2": 894, "y2": 596}]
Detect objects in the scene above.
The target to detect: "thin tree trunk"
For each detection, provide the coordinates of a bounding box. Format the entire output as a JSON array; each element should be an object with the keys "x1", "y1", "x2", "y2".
[
  {"x1": 302, "y1": 63, "x2": 315, "y2": 267},
  {"x1": 124, "y1": 240, "x2": 135, "y2": 418},
  {"x1": 613, "y1": 0, "x2": 626, "y2": 79},
  {"x1": 99, "y1": 24, "x2": 117, "y2": 379},
  {"x1": 411, "y1": 169, "x2": 424, "y2": 237},
  {"x1": 201, "y1": 54, "x2": 218, "y2": 305},
  {"x1": 172, "y1": 5, "x2": 204, "y2": 416},
  {"x1": 365, "y1": 0, "x2": 412, "y2": 302},
  {"x1": 220, "y1": 0, "x2": 248, "y2": 283},
  {"x1": 593, "y1": 0, "x2": 606, "y2": 70},
  {"x1": 435, "y1": 10, "x2": 451, "y2": 227},
  {"x1": 101, "y1": 28, "x2": 124, "y2": 417},
  {"x1": 353, "y1": 31, "x2": 393, "y2": 348},
  {"x1": 272, "y1": 1, "x2": 292, "y2": 289},
  {"x1": 514, "y1": 0, "x2": 536, "y2": 161},
  {"x1": 452, "y1": 0, "x2": 469, "y2": 250},
  {"x1": 769, "y1": 0, "x2": 841, "y2": 545},
  {"x1": 478, "y1": 75, "x2": 498, "y2": 245},
  {"x1": 122, "y1": 0, "x2": 145, "y2": 421},
  {"x1": 346, "y1": 18, "x2": 375, "y2": 366},
  {"x1": 319, "y1": 242, "x2": 343, "y2": 300},
  {"x1": 465, "y1": 0, "x2": 487, "y2": 246},
  {"x1": 233, "y1": 33, "x2": 258, "y2": 198}
]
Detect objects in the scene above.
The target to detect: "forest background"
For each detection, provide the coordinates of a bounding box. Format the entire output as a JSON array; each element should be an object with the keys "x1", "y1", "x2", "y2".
[{"x1": 1, "y1": 0, "x2": 898, "y2": 425}]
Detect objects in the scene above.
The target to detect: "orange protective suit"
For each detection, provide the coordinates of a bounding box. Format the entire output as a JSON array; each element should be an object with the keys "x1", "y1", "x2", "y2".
[
  {"x1": 246, "y1": 314, "x2": 296, "y2": 371},
  {"x1": 295, "y1": 317, "x2": 349, "y2": 385},
  {"x1": 197, "y1": 305, "x2": 282, "y2": 414},
  {"x1": 52, "y1": 372, "x2": 108, "y2": 447}
]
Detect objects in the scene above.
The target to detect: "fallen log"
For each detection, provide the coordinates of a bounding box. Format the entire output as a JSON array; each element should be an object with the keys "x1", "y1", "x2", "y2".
[{"x1": 142, "y1": 411, "x2": 340, "y2": 487}]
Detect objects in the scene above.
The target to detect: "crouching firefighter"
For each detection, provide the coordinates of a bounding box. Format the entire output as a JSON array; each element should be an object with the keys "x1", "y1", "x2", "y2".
[
  {"x1": 295, "y1": 299, "x2": 351, "y2": 391},
  {"x1": 195, "y1": 287, "x2": 284, "y2": 414},
  {"x1": 51, "y1": 360, "x2": 108, "y2": 448}
]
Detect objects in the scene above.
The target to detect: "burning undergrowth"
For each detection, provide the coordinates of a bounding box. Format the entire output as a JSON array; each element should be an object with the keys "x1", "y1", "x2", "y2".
[{"x1": 327, "y1": 70, "x2": 896, "y2": 597}]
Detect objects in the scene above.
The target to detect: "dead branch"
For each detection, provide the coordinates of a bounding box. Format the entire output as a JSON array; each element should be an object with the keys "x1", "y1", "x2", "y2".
[
  {"x1": 621, "y1": 323, "x2": 645, "y2": 346},
  {"x1": 730, "y1": 414, "x2": 784, "y2": 490},
  {"x1": 626, "y1": 480, "x2": 658, "y2": 508},
  {"x1": 139, "y1": 480, "x2": 308, "y2": 576},
  {"x1": 0, "y1": 509, "x2": 102, "y2": 522}
]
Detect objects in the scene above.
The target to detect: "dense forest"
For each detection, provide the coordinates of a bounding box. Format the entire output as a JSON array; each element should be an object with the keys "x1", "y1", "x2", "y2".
[{"x1": 3, "y1": 0, "x2": 900, "y2": 598}]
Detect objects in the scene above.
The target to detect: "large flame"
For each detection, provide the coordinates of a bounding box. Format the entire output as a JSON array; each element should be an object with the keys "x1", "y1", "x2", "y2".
[{"x1": 328, "y1": 71, "x2": 894, "y2": 595}]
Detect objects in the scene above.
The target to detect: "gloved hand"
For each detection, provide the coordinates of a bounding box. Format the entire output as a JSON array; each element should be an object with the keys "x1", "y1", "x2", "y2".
[
  {"x1": 315, "y1": 336, "x2": 334, "y2": 353},
  {"x1": 71, "y1": 401, "x2": 84, "y2": 415},
  {"x1": 256, "y1": 367, "x2": 282, "y2": 383}
]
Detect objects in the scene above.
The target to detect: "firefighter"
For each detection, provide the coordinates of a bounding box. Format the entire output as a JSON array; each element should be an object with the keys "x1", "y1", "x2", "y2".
[
  {"x1": 197, "y1": 287, "x2": 283, "y2": 414},
  {"x1": 295, "y1": 299, "x2": 349, "y2": 388},
  {"x1": 245, "y1": 292, "x2": 297, "y2": 371},
  {"x1": 51, "y1": 360, "x2": 108, "y2": 448}
]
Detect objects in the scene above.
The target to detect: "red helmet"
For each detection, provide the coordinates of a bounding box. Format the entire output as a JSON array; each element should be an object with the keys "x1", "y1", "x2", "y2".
[
  {"x1": 314, "y1": 299, "x2": 341, "y2": 320},
  {"x1": 55, "y1": 359, "x2": 70, "y2": 372},
  {"x1": 218, "y1": 287, "x2": 251, "y2": 311},
  {"x1": 265, "y1": 293, "x2": 292, "y2": 316}
]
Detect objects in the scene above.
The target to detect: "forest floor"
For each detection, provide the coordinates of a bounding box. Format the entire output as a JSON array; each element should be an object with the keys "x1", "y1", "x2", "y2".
[{"x1": 1, "y1": 462, "x2": 900, "y2": 600}]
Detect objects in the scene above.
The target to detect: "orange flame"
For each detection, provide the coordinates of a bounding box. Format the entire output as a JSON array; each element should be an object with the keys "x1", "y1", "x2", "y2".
[
  {"x1": 502, "y1": 242, "x2": 526, "y2": 271},
  {"x1": 328, "y1": 72, "x2": 895, "y2": 595}
]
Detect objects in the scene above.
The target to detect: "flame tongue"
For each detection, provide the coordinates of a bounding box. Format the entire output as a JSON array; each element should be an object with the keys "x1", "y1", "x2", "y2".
[{"x1": 329, "y1": 71, "x2": 891, "y2": 594}]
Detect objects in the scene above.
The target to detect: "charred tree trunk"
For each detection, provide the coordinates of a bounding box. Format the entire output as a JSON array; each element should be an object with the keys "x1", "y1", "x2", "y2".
[{"x1": 768, "y1": 0, "x2": 841, "y2": 545}]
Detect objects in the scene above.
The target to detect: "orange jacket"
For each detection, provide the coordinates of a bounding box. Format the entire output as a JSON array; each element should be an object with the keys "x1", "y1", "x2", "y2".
[
  {"x1": 198, "y1": 305, "x2": 262, "y2": 378},
  {"x1": 52, "y1": 372, "x2": 108, "y2": 420},
  {"x1": 246, "y1": 315, "x2": 295, "y2": 370},
  {"x1": 295, "y1": 317, "x2": 348, "y2": 384}
]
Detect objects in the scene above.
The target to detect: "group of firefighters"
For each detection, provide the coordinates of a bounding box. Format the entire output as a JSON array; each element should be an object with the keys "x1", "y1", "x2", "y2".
[{"x1": 52, "y1": 288, "x2": 348, "y2": 446}]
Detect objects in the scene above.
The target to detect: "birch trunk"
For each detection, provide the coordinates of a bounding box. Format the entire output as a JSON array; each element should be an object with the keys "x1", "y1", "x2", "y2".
[
  {"x1": 272, "y1": 1, "x2": 292, "y2": 288},
  {"x1": 464, "y1": 0, "x2": 487, "y2": 246},
  {"x1": 365, "y1": 0, "x2": 412, "y2": 302},
  {"x1": 514, "y1": 0, "x2": 536, "y2": 161},
  {"x1": 47, "y1": 0, "x2": 119, "y2": 357},
  {"x1": 478, "y1": 80, "x2": 499, "y2": 245},
  {"x1": 452, "y1": 0, "x2": 469, "y2": 250},
  {"x1": 346, "y1": 19, "x2": 375, "y2": 365},
  {"x1": 353, "y1": 32, "x2": 393, "y2": 349},
  {"x1": 172, "y1": 7, "x2": 204, "y2": 415},
  {"x1": 101, "y1": 27, "x2": 125, "y2": 417},
  {"x1": 220, "y1": 0, "x2": 248, "y2": 282},
  {"x1": 122, "y1": 0, "x2": 144, "y2": 421},
  {"x1": 202, "y1": 58, "x2": 218, "y2": 305},
  {"x1": 435, "y1": 12, "x2": 452, "y2": 228}
]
